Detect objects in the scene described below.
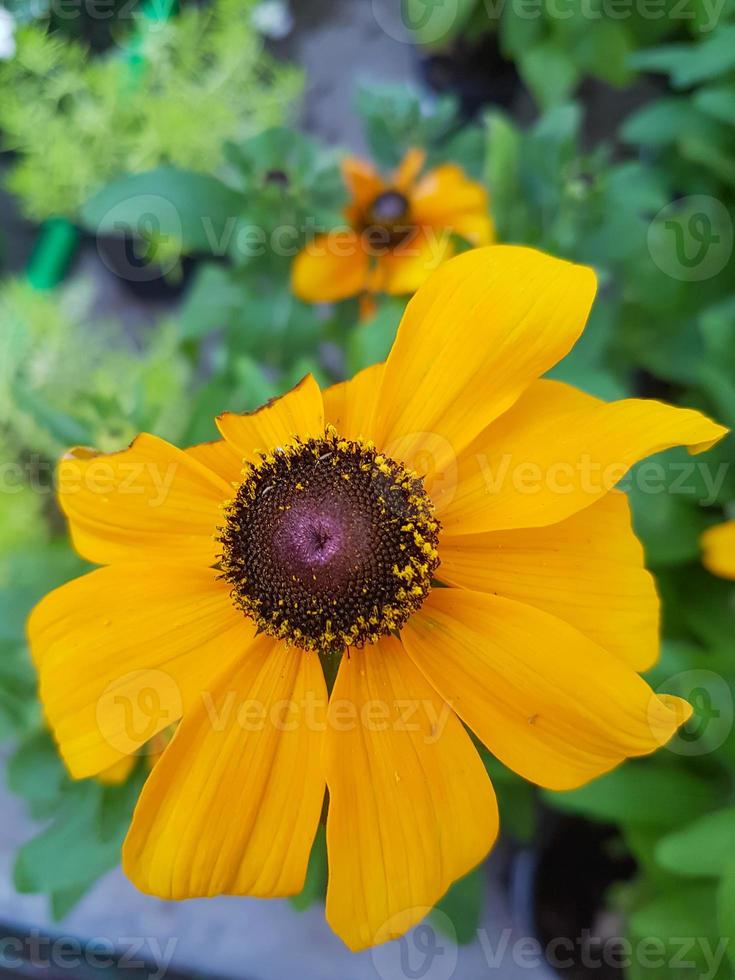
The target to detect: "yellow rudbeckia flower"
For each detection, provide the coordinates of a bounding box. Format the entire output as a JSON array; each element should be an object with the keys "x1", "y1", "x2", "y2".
[
  {"x1": 30, "y1": 247, "x2": 727, "y2": 952},
  {"x1": 291, "y1": 147, "x2": 493, "y2": 303},
  {"x1": 702, "y1": 521, "x2": 735, "y2": 579}
]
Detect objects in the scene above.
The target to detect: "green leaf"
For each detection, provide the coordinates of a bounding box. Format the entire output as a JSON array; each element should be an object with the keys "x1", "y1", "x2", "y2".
[
  {"x1": 629, "y1": 882, "x2": 721, "y2": 951},
  {"x1": 656, "y1": 808, "x2": 735, "y2": 878},
  {"x1": 355, "y1": 84, "x2": 460, "y2": 169},
  {"x1": 630, "y1": 27, "x2": 735, "y2": 88},
  {"x1": 0, "y1": 543, "x2": 88, "y2": 643},
  {"x1": 80, "y1": 167, "x2": 243, "y2": 254},
  {"x1": 346, "y1": 299, "x2": 406, "y2": 375},
  {"x1": 498, "y1": 1, "x2": 544, "y2": 58},
  {"x1": 231, "y1": 357, "x2": 281, "y2": 412},
  {"x1": 438, "y1": 124, "x2": 486, "y2": 181},
  {"x1": 98, "y1": 768, "x2": 146, "y2": 842},
  {"x1": 660, "y1": 565, "x2": 735, "y2": 650},
  {"x1": 50, "y1": 883, "x2": 95, "y2": 922},
  {"x1": 13, "y1": 766, "x2": 142, "y2": 902},
  {"x1": 717, "y1": 862, "x2": 735, "y2": 969},
  {"x1": 629, "y1": 474, "x2": 711, "y2": 567},
  {"x1": 178, "y1": 263, "x2": 243, "y2": 340},
  {"x1": 11, "y1": 379, "x2": 93, "y2": 446},
  {"x1": 480, "y1": 751, "x2": 537, "y2": 842},
  {"x1": 484, "y1": 111, "x2": 521, "y2": 236},
  {"x1": 548, "y1": 359, "x2": 628, "y2": 401},
  {"x1": 403, "y1": 0, "x2": 478, "y2": 47},
  {"x1": 14, "y1": 783, "x2": 121, "y2": 894},
  {"x1": 178, "y1": 381, "x2": 234, "y2": 445},
  {"x1": 576, "y1": 22, "x2": 634, "y2": 87},
  {"x1": 621, "y1": 98, "x2": 719, "y2": 148},
  {"x1": 0, "y1": 641, "x2": 38, "y2": 740},
  {"x1": 433, "y1": 866, "x2": 484, "y2": 944},
  {"x1": 290, "y1": 824, "x2": 327, "y2": 911},
  {"x1": 546, "y1": 762, "x2": 720, "y2": 829},
  {"x1": 695, "y1": 84, "x2": 735, "y2": 126},
  {"x1": 518, "y1": 41, "x2": 580, "y2": 110},
  {"x1": 283, "y1": 358, "x2": 330, "y2": 392},
  {"x1": 7, "y1": 730, "x2": 68, "y2": 817},
  {"x1": 494, "y1": 779, "x2": 537, "y2": 843}
]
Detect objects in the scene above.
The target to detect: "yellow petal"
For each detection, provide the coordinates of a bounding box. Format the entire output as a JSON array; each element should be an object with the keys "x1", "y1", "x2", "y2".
[
  {"x1": 322, "y1": 362, "x2": 385, "y2": 442},
  {"x1": 97, "y1": 755, "x2": 136, "y2": 786},
  {"x1": 452, "y1": 210, "x2": 495, "y2": 246},
  {"x1": 403, "y1": 588, "x2": 690, "y2": 792},
  {"x1": 57, "y1": 435, "x2": 230, "y2": 566},
  {"x1": 324, "y1": 636, "x2": 498, "y2": 951},
  {"x1": 411, "y1": 164, "x2": 494, "y2": 244},
  {"x1": 29, "y1": 563, "x2": 249, "y2": 779},
  {"x1": 342, "y1": 156, "x2": 385, "y2": 210},
  {"x1": 216, "y1": 375, "x2": 325, "y2": 464},
  {"x1": 123, "y1": 638, "x2": 326, "y2": 899},
  {"x1": 392, "y1": 147, "x2": 427, "y2": 192},
  {"x1": 439, "y1": 379, "x2": 729, "y2": 535},
  {"x1": 374, "y1": 227, "x2": 456, "y2": 296},
  {"x1": 439, "y1": 491, "x2": 660, "y2": 671},
  {"x1": 702, "y1": 521, "x2": 735, "y2": 580},
  {"x1": 372, "y1": 246, "x2": 597, "y2": 473},
  {"x1": 185, "y1": 438, "x2": 243, "y2": 484},
  {"x1": 291, "y1": 231, "x2": 370, "y2": 302}
]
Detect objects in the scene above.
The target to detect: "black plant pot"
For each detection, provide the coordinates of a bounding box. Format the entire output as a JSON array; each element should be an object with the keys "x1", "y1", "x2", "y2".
[
  {"x1": 0, "y1": 920, "x2": 217, "y2": 980},
  {"x1": 512, "y1": 813, "x2": 636, "y2": 979},
  {"x1": 418, "y1": 32, "x2": 522, "y2": 118},
  {"x1": 93, "y1": 233, "x2": 198, "y2": 303}
]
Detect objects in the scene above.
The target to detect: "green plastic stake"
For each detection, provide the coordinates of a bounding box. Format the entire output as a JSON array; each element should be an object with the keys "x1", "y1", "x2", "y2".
[{"x1": 25, "y1": 218, "x2": 80, "y2": 291}]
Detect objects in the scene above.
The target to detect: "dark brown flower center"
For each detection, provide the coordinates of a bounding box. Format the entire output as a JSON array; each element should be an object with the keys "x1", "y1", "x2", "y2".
[
  {"x1": 217, "y1": 429, "x2": 440, "y2": 655},
  {"x1": 363, "y1": 191, "x2": 414, "y2": 253},
  {"x1": 368, "y1": 190, "x2": 410, "y2": 225}
]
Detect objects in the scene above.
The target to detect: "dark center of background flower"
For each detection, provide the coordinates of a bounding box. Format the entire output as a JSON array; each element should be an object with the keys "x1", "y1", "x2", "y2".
[
  {"x1": 218, "y1": 430, "x2": 441, "y2": 655},
  {"x1": 264, "y1": 168, "x2": 289, "y2": 188},
  {"x1": 368, "y1": 190, "x2": 410, "y2": 226}
]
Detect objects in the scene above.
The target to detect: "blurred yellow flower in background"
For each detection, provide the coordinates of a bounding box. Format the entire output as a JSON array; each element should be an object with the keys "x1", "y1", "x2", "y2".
[
  {"x1": 291, "y1": 148, "x2": 493, "y2": 302},
  {"x1": 702, "y1": 521, "x2": 735, "y2": 580}
]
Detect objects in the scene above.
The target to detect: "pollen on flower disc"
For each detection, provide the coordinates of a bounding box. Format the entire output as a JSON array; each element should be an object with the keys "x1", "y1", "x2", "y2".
[{"x1": 218, "y1": 429, "x2": 441, "y2": 654}]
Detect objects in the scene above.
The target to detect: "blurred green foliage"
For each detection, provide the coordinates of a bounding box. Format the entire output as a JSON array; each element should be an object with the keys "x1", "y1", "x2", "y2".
[
  {"x1": 408, "y1": 0, "x2": 735, "y2": 109},
  {"x1": 0, "y1": 278, "x2": 191, "y2": 457},
  {"x1": 0, "y1": 0, "x2": 303, "y2": 219}
]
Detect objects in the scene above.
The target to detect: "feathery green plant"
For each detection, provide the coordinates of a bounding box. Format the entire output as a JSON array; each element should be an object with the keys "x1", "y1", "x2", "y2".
[{"x1": 0, "y1": 0, "x2": 303, "y2": 219}]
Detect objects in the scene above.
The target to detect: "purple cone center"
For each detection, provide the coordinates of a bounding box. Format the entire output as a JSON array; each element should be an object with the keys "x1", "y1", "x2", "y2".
[
  {"x1": 272, "y1": 500, "x2": 370, "y2": 589},
  {"x1": 282, "y1": 509, "x2": 345, "y2": 565}
]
